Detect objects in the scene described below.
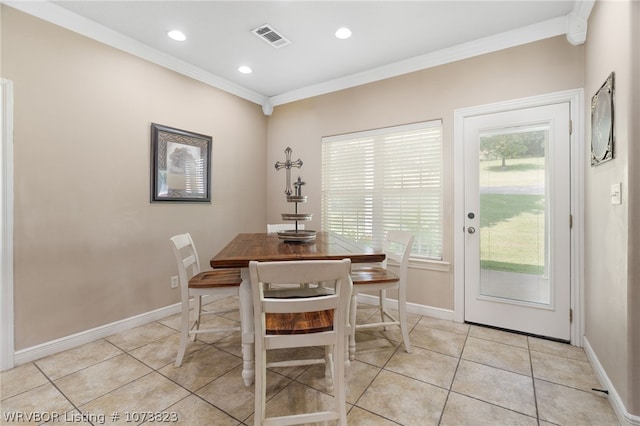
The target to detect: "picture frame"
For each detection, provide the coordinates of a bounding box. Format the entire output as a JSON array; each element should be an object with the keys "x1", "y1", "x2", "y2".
[
  {"x1": 591, "y1": 72, "x2": 615, "y2": 166},
  {"x1": 150, "y1": 123, "x2": 212, "y2": 202}
]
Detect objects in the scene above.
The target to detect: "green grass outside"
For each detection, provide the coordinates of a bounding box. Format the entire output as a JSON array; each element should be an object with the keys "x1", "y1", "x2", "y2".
[
  {"x1": 479, "y1": 157, "x2": 545, "y2": 186},
  {"x1": 480, "y1": 260, "x2": 544, "y2": 275},
  {"x1": 479, "y1": 157, "x2": 546, "y2": 275}
]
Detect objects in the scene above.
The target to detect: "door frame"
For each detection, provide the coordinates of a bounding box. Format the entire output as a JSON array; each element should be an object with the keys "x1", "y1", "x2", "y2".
[
  {"x1": 1, "y1": 79, "x2": 15, "y2": 370},
  {"x1": 453, "y1": 89, "x2": 585, "y2": 346}
]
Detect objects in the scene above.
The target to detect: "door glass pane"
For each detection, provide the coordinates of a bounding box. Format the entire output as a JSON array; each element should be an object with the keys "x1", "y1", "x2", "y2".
[{"x1": 478, "y1": 125, "x2": 550, "y2": 306}]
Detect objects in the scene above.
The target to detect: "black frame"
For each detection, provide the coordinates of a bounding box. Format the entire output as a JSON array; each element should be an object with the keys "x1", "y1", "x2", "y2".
[
  {"x1": 590, "y1": 72, "x2": 615, "y2": 166},
  {"x1": 150, "y1": 123, "x2": 212, "y2": 202}
]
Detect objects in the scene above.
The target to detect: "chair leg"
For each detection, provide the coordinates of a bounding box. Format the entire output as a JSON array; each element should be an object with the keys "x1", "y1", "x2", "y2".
[
  {"x1": 325, "y1": 346, "x2": 335, "y2": 392},
  {"x1": 175, "y1": 298, "x2": 191, "y2": 367},
  {"x1": 324, "y1": 346, "x2": 333, "y2": 379},
  {"x1": 254, "y1": 346, "x2": 267, "y2": 426},
  {"x1": 349, "y1": 291, "x2": 358, "y2": 361},
  {"x1": 398, "y1": 288, "x2": 412, "y2": 354},
  {"x1": 334, "y1": 333, "x2": 348, "y2": 425},
  {"x1": 379, "y1": 289, "x2": 388, "y2": 330},
  {"x1": 191, "y1": 295, "x2": 202, "y2": 342}
]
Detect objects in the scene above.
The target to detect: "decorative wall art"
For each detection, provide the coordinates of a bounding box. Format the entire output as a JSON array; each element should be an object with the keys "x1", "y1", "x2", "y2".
[
  {"x1": 150, "y1": 123, "x2": 211, "y2": 202},
  {"x1": 591, "y1": 72, "x2": 615, "y2": 166}
]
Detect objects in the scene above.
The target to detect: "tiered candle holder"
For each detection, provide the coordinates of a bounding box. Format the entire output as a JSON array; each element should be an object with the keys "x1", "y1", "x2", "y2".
[{"x1": 275, "y1": 148, "x2": 317, "y2": 243}]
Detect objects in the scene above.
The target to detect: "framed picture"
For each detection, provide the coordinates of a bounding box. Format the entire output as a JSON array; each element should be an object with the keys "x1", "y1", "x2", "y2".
[
  {"x1": 151, "y1": 123, "x2": 212, "y2": 202},
  {"x1": 591, "y1": 72, "x2": 615, "y2": 166}
]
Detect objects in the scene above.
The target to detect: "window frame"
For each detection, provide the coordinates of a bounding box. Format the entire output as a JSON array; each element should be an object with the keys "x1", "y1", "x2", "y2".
[{"x1": 321, "y1": 119, "x2": 443, "y2": 261}]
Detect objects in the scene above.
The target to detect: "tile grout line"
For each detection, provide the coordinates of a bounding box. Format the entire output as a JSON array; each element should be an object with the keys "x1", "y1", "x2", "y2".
[
  {"x1": 142, "y1": 320, "x2": 248, "y2": 424},
  {"x1": 441, "y1": 325, "x2": 542, "y2": 424},
  {"x1": 527, "y1": 336, "x2": 542, "y2": 425},
  {"x1": 348, "y1": 332, "x2": 411, "y2": 425},
  {"x1": 31, "y1": 361, "x2": 93, "y2": 425},
  {"x1": 32, "y1": 341, "x2": 152, "y2": 423},
  {"x1": 436, "y1": 321, "x2": 471, "y2": 425}
]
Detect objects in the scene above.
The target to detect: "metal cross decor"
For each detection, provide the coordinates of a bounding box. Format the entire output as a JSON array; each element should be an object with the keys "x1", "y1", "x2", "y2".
[
  {"x1": 274, "y1": 147, "x2": 303, "y2": 195},
  {"x1": 293, "y1": 176, "x2": 305, "y2": 197}
]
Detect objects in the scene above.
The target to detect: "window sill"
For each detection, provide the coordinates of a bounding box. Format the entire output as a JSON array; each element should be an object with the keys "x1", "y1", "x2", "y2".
[
  {"x1": 386, "y1": 258, "x2": 451, "y2": 272},
  {"x1": 409, "y1": 258, "x2": 450, "y2": 272}
]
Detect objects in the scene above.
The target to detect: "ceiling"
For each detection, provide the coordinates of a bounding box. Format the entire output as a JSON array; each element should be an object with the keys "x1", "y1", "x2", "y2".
[{"x1": 9, "y1": 1, "x2": 592, "y2": 111}]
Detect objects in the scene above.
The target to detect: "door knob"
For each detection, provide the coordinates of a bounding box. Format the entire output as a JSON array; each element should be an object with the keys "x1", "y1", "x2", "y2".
[{"x1": 468, "y1": 227, "x2": 476, "y2": 234}]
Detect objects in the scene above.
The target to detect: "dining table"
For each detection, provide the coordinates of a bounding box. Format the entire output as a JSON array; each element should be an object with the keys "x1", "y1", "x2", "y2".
[{"x1": 210, "y1": 231, "x2": 385, "y2": 386}]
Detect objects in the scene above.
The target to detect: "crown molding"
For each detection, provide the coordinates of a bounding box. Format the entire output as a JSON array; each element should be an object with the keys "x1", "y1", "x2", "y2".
[
  {"x1": 6, "y1": 1, "x2": 590, "y2": 113},
  {"x1": 269, "y1": 16, "x2": 569, "y2": 107},
  {"x1": 4, "y1": 1, "x2": 268, "y2": 106},
  {"x1": 567, "y1": 12, "x2": 588, "y2": 46},
  {"x1": 567, "y1": 0, "x2": 595, "y2": 45}
]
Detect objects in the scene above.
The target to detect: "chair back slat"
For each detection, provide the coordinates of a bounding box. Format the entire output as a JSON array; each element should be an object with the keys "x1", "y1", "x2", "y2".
[
  {"x1": 170, "y1": 233, "x2": 203, "y2": 281},
  {"x1": 263, "y1": 293, "x2": 338, "y2": 314},
  {"x1": 182, "y1": 254, "x2": 197, "y2": 271}
]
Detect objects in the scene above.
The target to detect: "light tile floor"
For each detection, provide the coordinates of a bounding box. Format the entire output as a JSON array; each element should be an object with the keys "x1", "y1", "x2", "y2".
[{"x1": 1, "y1": 296, "x2": 620, "y2": 425}]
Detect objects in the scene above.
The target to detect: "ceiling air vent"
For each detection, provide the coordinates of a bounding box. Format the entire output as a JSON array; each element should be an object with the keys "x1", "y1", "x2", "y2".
[{"x1": 251, "y1": 24, "x2": 291, "y2": 48}]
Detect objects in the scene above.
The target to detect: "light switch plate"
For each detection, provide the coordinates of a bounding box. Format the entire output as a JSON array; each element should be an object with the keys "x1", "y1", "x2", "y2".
[{"x1": 611, "y1": 183, "x2": 622, "y2": 205}]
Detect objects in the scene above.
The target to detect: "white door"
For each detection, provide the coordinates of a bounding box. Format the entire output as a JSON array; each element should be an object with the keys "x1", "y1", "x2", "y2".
[{"x1": 464, "y1": 103, "x2": 571, "y2": 341}]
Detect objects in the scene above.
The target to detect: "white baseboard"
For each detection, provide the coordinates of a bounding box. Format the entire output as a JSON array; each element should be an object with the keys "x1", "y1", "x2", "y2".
[
  {"x1": 583, "y1": 336, "x2": 640, "y2": 426},
  {"x1": 12, "y1": 295, "x2": 454, "y2": 368},
  {"x1": 356, "y1": 293, "x2": 455, "y2": 321},
  {"x1": 13, "y1": 302, "x2": 183, "y2": 366}
]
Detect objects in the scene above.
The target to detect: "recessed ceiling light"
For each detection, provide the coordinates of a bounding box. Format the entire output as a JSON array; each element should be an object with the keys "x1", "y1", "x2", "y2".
[
  {"x1": 167, "y1": 30, "x2": 186, "y2": 41},
  {"x1": 335, "y1": 27, "x2": 352, "y2": 40},
  {"x1": 238, "y1": 65, "x2": 253, "y2": 74}
]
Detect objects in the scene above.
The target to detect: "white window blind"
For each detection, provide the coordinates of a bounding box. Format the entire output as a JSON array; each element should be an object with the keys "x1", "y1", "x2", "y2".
[{"x1": 321, "y1": 120, "x2": 443, "y2": 260}]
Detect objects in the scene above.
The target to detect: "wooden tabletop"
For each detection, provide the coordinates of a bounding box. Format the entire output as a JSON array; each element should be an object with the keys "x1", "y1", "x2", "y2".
[{"x1": 210, "y1": 232, "x2": 385, "y2": 268}]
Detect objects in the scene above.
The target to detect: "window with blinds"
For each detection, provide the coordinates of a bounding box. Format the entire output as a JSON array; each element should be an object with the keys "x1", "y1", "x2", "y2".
[{"x1": 321, "y1": 120, "x2": 443, "y2": 260}]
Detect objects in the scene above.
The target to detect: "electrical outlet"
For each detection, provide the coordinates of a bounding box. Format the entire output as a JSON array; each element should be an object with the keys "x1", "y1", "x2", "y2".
[{"x1": 170, "y1": 276, "x2": 179, "y2": 289}]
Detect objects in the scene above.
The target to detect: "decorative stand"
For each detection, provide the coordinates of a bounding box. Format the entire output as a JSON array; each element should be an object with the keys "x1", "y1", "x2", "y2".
[{"x1": 275, "y1": 147, "x2": 316, "y2": 242}]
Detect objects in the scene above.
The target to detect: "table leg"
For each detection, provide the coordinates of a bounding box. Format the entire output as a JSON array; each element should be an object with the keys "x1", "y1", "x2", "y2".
[{"x1": 238, "y1": 272, "x2": 255, "y2": 386}]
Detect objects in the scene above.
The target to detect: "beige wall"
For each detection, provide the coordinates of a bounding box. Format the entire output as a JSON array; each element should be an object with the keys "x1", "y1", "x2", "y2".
[
  {"x1": 266, "y1": 36, "x2": 584, "y2": 310},
  {"x1": 5, "y1": 4, "x2": 638, "y2": 415},
  {"x1": 584, "y1": 0, "x2": 639, "y2": 415},
  {"x1": 1, "y1": 6, "x2": 268, "y2": 350}
]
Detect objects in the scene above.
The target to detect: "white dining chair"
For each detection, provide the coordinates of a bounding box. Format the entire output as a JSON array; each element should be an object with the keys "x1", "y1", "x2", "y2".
[
  {"x1": 349, "y1": 230, "x2": 415, "y2": 360},
  {"x1": 266, "y1": 223, "x2": 305, "y2": 233},
  {"x1": 249, "y1": 259, "x2": 352, "y2": 426},
  {"x1": 170, "y1": 233, "x2": 242, "y2": 367}
]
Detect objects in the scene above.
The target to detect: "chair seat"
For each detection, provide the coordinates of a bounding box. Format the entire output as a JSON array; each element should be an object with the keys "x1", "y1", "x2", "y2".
[
  {"x1": 188, "y1": 269, "x2": 242, "y2": 288},
  {"x1": 350, "y1": 267, "x2": 399, "y2": 285},
  {"x1": 266, "y1": 310, "x2": 334, "y2": 335}
]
